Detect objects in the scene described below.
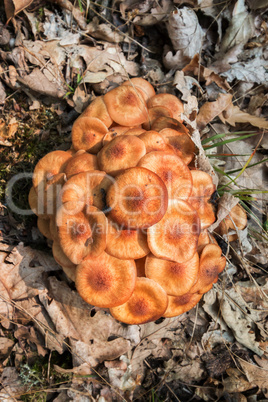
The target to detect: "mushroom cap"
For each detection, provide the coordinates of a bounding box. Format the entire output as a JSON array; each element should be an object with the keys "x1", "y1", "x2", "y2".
[
  {"x1": 189, "y1": 244, "x2": 226, "y2": 294},
  {"x1": 151, "y1": 117, "x2": 188, "y2": 133},
  {"x1": 56, "y1": 205, "x2": 107, "y2": 264},
  {"x1": 145, "y1": 252, "x2": 199, "y2": 296},
  {"x1": 72, "y1": 116, "x2": 108, "y2": 154},
  {"x1": 49, "y1": 216, "x2": 58, "y2": 241},
  {"x1": 197, "y1": 229, "x2": 217, "y2": 253},
  {"x1": 80, "y1": 96, "x2": 113, "y2": 128},
  {"x1": 61, "y1": 171, "x2": 113, "y2": 213},
  {"x1": 98, "y1": 135, "x2": 146, "y2": 176},
  {"x1": 135, "y1": 257, "x2": 146, "y2": 277},
  {"x1": 163, "y1": 293, "x2": 202, "y2": 318},
  {"x1": 217, "y1": 204, "x2": 247, "y2": 241},
  {"x1": 147, "y1": 199, "x2": 200, "y2": 263},
  {"x1": 147, "y1": 94, "x2": 184, "y2": 122},
  {"x1": 52, "y1": 241, "x2": 77, "y2": 270},
  {"x1": 76, "y1": 251, "x2": 136, "y2": 308},
  {"x1": 106, "y1": 221, "x2": 149, "y2": 259},
  {"x1": 159, "y1": 128, "x2": 196, "y2": 165},
  {"x1": 138, "y1": 151, "x2": 193, "y2": 201},
  {"x1": 102, "y1": 126, "x2": 131, "y2": 147},
  {"x1": 110, "y1": 277, "x2": 168, "y2": 324},
  {"x1": 64, "y1": 151, "x2": 98, "y2": 178},
  {"x1": 61, "y1": 264, "x2": 77, "y2": 282},
  {"x1": 28, "y1": 186, "x2": 47, "y2": 219},
  {"x1": 195, "y1": 201, "x2": 216, "y2": 230},
  {"x1": 37, "y1": 217, "x2": 53, "y2": 240},
  {"x1": 143, "y1": 106, "x2": 172, "y2": 130},
  {"x1": 124, "y1": 127, "x2": 146, "y2": 136},
  {"x1": 35, "y1": 173, "x2": 66, "y2": 218},
  {"x1": 122, "y1": 78, "x2": 155, "y2": 101},
  {"x1": 32, "y1": 151, "x2": 71, "y2": 189},
  {"x1": 139, "y1": 131, "x2": 172, "y2": 153},
  {"x1": 106, "y1": 167, "x2": 168, "y2": 229},
  {"x1": 103, "y1": 85, "x2": 148, "y2": 126}
]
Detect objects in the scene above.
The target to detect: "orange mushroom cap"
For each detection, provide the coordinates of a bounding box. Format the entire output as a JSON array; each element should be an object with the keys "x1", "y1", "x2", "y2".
[
  {"x1": 64, "y1": 151, "x2": 98, "y2": 178},
  {"x1": 189, "y1": 244, "x2": 226, "y2": 294},
  {"x1": 106, "y1": 221, "x2": 149, "y2": 260},
  {"x1": 72, "y1": 116, "x2": 108, "y2": 154},
  {"x1": 97, "y1": 135, "x2": 146, "y2": 176},
  {"x1": 102, "y1": 125, "x2": 131, "y2": 147},
  {"x1": 110, "y1": 277, "x2": 168, "y2": 324},
  {"x1": 147, "y1": 93, "x2": 184, "y2": 123},
  {"x1": 143, "y1": 106, "x2": 172, "y2": 131},
  {"x1": 37, "y1": 217, "x2": 53, "y2": 240},
  {"x1": 52, "y1": 241, "x2": 77, "y2": 270},
  {"x1": 138, "y1": 131, "x2": 171, "y2": 153},
  {"x1": 145, "y1": 252, "x2": 199, "y2": 296},
  {"x1": 151, "y1": 116, "x2": 188, "y2": 133},
  {"x1": 217, "y1": 204, "x2": 247, "y2": 242},
  {"x1": 103, "y1": 85, "x2": 148, "y2": 126},
  {"x1": 197, "y1": 229, "x2": 217, "y2": 253},
  {"x1": 147, "y1": 199, "x2": 200, "y2": 263},
  {"x1": 80, "y1": 96, "x2": 113, "y2": 128},
  {"x1": 138, "y1": 151, "x2": 193, "y2": 201},
  {"x1": 163, "y1": 293, "x2": 203, "y2": 318},
  {"x1": 106, "y1": 167, "x2": 168, "y2": 229},
  {"x1": 56, "y1": 205, "x2": 107, "y2": 264},
  {"x1": 122, "y1": 78, "x2": 156, "y2": 102},
  {"x1": 124, "y1": 127, "x2": 146, "y2": 136},
  {"x1": 76, "y1": 251, "x2": 136, "y2": 308},
  {"x1": 159, "y1": 128, "x2": 196, "y2": 165},
  {"x1": 32, "y1": 150, "x2": 71, "y2": 190},
  {"x1": 28, "y1": 186, "x2": 47, "y2": 219},
  {"x1": 34, "y1": 173, "x2": 66, "y2": 218}
]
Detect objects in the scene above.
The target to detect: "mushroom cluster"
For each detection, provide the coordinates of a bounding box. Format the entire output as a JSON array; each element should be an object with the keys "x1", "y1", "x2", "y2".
[{"x1": 29, "y1": 78, "x2": 230, "y2": 324}]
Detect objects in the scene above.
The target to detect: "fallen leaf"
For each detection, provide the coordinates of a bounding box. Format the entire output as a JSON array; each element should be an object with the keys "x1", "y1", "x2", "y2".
[
  {"x1": 221, "y1": 58, "x2": 268, "y2": 85},
  {"x1": 221, "y1": 368, "x2": 253, "y2": 393},
  {"x1": 209, "y1": 193, "x2": 239, "y2": 232},
  {"x1": 4, "y1": 0, "x2": 33, "y2": 23},
  {"x1": 219, "y1": 103, "x2": 268, "y2": 129},
  {"x1": 197, "y1": 93, "x2": 233, "y2": 129},
  {"x1": 164, "y1": 8, "x2": 204, "y2": 70},
  {"x1": 0, "y1": 337, "x2": 14, "y2": 359},
  {"x1": 173, "y1": 70, "x2": 199, "y2": 119},
  {"x1": 0, "y1": 81, "x2": 6, "y2": 105},
  {"x1": 239, "y1": 357, "x2": 268, "y2": 397},
  {"x1": 17, "y1": 68, "x2": 66, "y2": 98},
  {"x1": 0, "y1": 367, "x2": 27, "y2": 400}
]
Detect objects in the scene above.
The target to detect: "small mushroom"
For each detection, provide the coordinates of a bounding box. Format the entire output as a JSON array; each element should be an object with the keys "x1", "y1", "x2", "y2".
[
  {"x1": 216, "y1": 204, "x2": 247, "y2": 241},
  {"x1": 106, "y1": 221, "x2": 149, "y2": 259},
  {"x1": 102, "y1": 126, "x2": 131, "y2": 147},
  {"x1": 124, "y1": 127, "x2": 146, "y2": 136},
  {"x1": 160, "y1": 128, "x2": 196, "y2": 165},
  {"x1": 143, "y1": 106, "x2": 172, "y2": 130},
  {"x1": 72, "y1": 116, "x2": 108, "y2": 154},
  {"x1": 64, "y1": 150, "x2": 98, "y2": 178},
  {"x1": 147, "y1": 94, "x2": 184, "y2": 122},
  {"x1": 80, "y1": 96, "x2": 113, "y2": 128},
  {"x1": 28, "y1": 186, "x2": 47, "y2": 219},
  {"x1": 76, "y1": 251, "x2": 136, "y2": 308},
  {"x1": 197, "y1": 229, "x2": 217, "y2": 253},
  {"x1": 138, "y1": 151, "x2": 193, "y2": 201},
  {"x1": 106, "y1": 167, "x2": 168, "y2": 229},
  {"x1": 37, "y1": 217, "x2": 53, "y2": 240},
  {"x1": 110, "y1": 277, "x2": 168, "y2": 324},
  {"x1": 52, "y1": 241, "x2": 77, "y2": 270},
  {"x1": 163, "y1": 293, "x2": 203, "y2": 318},
  {"x1": 122, "y1": 78, "x2": 155, "y2": 101},
  {"x1": 139, "y1": 131, "x2": 172, "y2": 153},
  {"x1": 189, "y1": 244, "x2": 226, "y2": 294},
  {"x1": 98, "y1": 135, "x2": 146, "y2": 176},
  {"x1": 147, "y1": 199, "x2": 200, "y2": 263},
  {"x1": 103, "y1": 85, "x2": 148, "y2": 126},
  {"x1": 145, "y1": 252, "x2": 199, "y2": 296},
  {"x1": 56, "y1": 205, "x2": 107, "y2": 264},
  {"x1": 151, "y1": 116, "x2": 188, "y2": 133}
]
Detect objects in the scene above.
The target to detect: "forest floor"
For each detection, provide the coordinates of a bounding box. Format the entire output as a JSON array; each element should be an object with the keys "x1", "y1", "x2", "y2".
[{"x1": 0, "y1": 0, "x2": 268, "y2": 401}]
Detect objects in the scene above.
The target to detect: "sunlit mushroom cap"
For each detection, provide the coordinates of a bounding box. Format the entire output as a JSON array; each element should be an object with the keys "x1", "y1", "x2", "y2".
[
  {"x1": 217, "y1": 204, "x2": 247, "y2": 242},
  {"x1": 147, "y1": 94, "x2": 184, "y2": 122},
  {"x1": 72, "y1": 116, "x2": 108, "y2": 154},
  {"x1": 122, "y1": 78, "x2": 156, "y2": 101},
  {"x1": 138, "y1": 151, "x2": 193, "y2": 201},
  {"x1": 76, "y1": 251, "x2": 136, "y2": 308},
  {"x1": 34, "y1": 173, "x2": 66, "y2": 218},
  {"x1": 147, "y1": 199, "x2": 200, "y2": 263},
  {"x1": 189, "y1": 244, "x2": 226, "y2": 294},
  {"x1": 28, "y1": 186, "x2": 47, "y2": 219},
  {"x1": 61, "y1": 265, "x2": 77, "y2": 282},
  {"x1": 32, "y1": 150, "x2": 71, "y2": 189},
  {"x1": 151, "y1": 117, "x2": 188, "y2": 133},
  {"x1": 106, "y1": 221, "x2": 149, "y2": 259},
  {"x1": 124, "y1": 127, "x2": 146, "y2": 136},
  {"x1": 143, "y1": 106, "x2": 172, "y2": 130},
  {"x1": 37, "y1": 217, "x2": 53, "y2": 240},
  {"x1": 80, "y1": 96, "x2": 113, "y2": 128},
  {"x1": 110, "y1": 277, "x2": 168, "y2": 324},
  {"x1": 102, "y1": 126, "x2": 131, "y2": 147},
  {"x1": 163, "y1": 293, "x2": 203, "y2": 318},
  {"x1": 56, "y1": 205, "x2": 107, "y2": 264},
  {"x1": 103, "y1": 85, "x2": 148, "y2": 126},
  {"x1": 145, "y1": 252, "x2": 199, "y2": 296},
  {"x1": 106, "y1": 167, "x2": 168, "y2": 229},
  {"x1": 64, "y1": 151, "x2": 98, "y2": 178},
  {"x1": 52, "y1": 241, "x2": 77, "y2": 270},
  {"x1": 159, "y1": 128, "x2": 196, "y2": 165},
  {"x1": 98, "y1": 135, "x2": 146, "y2": 176},
  {"x1": 139, "y1": 131, "x2": 171, "y2": 153},
  {"x1": 197, "y1": 229, "x2": 217, "y2": 253},
  {"x1": 61, "y1": 171, "x2": 113, "y2": 213}
]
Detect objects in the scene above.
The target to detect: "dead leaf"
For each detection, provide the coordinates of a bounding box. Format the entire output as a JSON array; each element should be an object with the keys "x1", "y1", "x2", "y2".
[
  {"x1": 209, "y1": 193, "x2": 239, "y2": 232},
  {"x1": 17, "y1": 68, "x2": 66, "y2": 98},
  {"x1": 50, "y1": 0, "x2": 87, "y2": 30},
  {"x1": 0, "y1": 337, "x2": 14, "y2": 359},
  {"x1": 121, "y1": 0, "x2": 173, "y2": 26},
  {"x1": 164, "y1": 8, "x2": 204, "y2": 70},
  {"x1": 197, "y1": 93, "x2": 233, "y2": 129},
  {"x1": 239, "y1": 357, "x2": 268, "y2": 397},
  {"x1": 73, "y1": 85, "x2": 91, "y2": 114},
  {"x1": 221, "y1": 367, "x2": 253, "y2": 393},
  {"x1": 4, "y1": 0, "x2": 33, "y2": 23},
  {"x1": 173, "y1": 70, "x2": 199, "y2": 119},
  {"x1": 0, "y1": 80, "x2": 6, "y2": 105},
  {"x1": 87, "y1": 20, "x2": 124, "y2": 43},
  {"x1": 220, "y1": 0, "x2": 255, "y2": 53},
  {"x1": 221, "y1": 58, "x2": 268, "y2": 85},
  {"x1": 219, "y1": 103, "x2": 268, "y2": 129}
]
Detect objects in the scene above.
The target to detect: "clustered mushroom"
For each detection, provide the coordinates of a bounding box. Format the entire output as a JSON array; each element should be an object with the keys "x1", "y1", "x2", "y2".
[{"x1": 28, "y1": 78, "x2": 245, "y2": 325}]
